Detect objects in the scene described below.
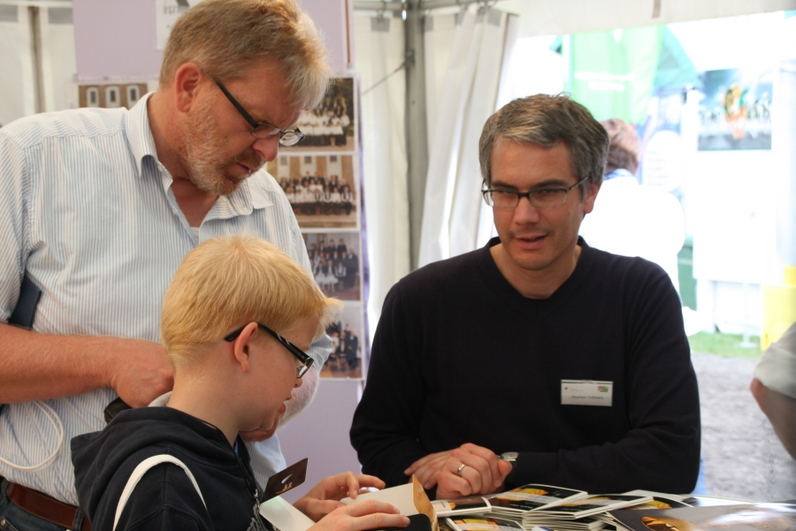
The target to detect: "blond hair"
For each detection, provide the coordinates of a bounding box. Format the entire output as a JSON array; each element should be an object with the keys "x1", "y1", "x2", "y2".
[
  {"x1": 160, "y1": 0, "x2": 330, "y2": 109},
  {"x1": 161, "y1": 235, "x2": 340, "y2": 366}
]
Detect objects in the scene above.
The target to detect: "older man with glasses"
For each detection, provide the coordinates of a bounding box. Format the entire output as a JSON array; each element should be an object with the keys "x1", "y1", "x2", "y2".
[
  {"x1": 0, "y1": 1, "x2": 335, "y2": 529},
  {"x1": 351, "y1": 94, "x2": 701, "y2": 499}
]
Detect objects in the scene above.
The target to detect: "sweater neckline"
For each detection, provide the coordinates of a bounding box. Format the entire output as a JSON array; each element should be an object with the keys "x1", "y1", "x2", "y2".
[{"x1": 477, "y1": 236, "x2": 594, "y2": 306}]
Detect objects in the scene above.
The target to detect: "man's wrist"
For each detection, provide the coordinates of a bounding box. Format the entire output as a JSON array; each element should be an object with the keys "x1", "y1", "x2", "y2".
[
  {"x1": 499, "y1": 451, "x2": 518, "y2": 463},
  {"x1": 499, "y1": 452, "x2": 518, "y2": 489}
]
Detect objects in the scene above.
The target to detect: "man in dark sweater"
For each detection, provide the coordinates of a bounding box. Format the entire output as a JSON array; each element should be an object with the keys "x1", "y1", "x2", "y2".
[{"x1": 350, "y1": 94, "x2": 700, "y2": 499}]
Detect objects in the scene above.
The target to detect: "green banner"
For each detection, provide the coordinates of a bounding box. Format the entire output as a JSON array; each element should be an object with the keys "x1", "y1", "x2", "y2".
[{"x1": 570, "y1": 26, "x2": 664, "y2": 123}]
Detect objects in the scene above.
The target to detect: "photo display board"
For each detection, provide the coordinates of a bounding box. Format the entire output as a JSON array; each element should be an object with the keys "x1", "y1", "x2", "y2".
[{"x1": 267, "y1": 77, "x2": 365, "y2": 379}]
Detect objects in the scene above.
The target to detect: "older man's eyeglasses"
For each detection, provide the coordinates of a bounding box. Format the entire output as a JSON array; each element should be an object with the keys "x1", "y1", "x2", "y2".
[
  {"x1": 224, "y1": 323, "x2": 314, "y2": 378},
  {"x1": 212, "y1": 78, "x2": 304, "y2": 147},
  {"x1": 482, "y1": 176, "x2": 589, "y2": 209}
]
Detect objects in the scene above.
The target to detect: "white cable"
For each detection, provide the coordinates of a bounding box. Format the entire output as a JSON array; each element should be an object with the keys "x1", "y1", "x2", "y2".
[{"x1": 0, "y1": 400, "x2": 64, "y2": 471}]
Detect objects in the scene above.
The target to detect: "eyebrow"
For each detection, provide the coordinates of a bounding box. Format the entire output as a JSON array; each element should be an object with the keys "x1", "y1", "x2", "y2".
[
  {"x1": 491, "y1": 178, "x2": 571, "y2": 190},
  {"x1": 232, "y1": 91, "x2": 284, "y2": 129},
  {"x1": 244, "y1": 103, "x2": 275, "y2": 127}
]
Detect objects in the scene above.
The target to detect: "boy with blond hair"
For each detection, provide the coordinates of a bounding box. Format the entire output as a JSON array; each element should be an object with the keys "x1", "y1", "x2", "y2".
[{"x1": 71, "y1": 235, "x2": 407, "y2": 531}]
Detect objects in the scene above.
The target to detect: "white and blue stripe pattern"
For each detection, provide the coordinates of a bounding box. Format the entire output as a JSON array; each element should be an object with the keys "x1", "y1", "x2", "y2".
[{"x1": 0, "y1": 94, "x2": 330, "y2": 504}]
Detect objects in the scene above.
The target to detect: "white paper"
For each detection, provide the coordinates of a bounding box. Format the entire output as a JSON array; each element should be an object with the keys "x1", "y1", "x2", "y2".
[
  {"x1": 561, "y1": 380, "x2": 613, "y2": 407},
  {"x1": 341, "y1": 483, "x2": 418, "y2": 515},
  {"x1": 155, "y1": 0, "x2": 190, "y2": 50},
  {"x1": 259, "y1": 496, "x2": 315, "y2": 531}
]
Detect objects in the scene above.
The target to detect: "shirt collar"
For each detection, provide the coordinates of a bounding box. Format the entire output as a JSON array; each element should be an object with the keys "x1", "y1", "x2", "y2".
[{"x1": 123, "y1": 92, "x2": 160, "y2": 179}]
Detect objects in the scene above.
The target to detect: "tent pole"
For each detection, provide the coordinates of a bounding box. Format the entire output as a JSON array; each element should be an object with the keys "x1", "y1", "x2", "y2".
[{"x1": 404, "y1": 0, "x2": 428, "y2": 270}]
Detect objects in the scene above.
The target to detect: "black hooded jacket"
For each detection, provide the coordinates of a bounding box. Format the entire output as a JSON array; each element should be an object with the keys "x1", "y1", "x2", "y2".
[{"x1": 71, "y1": 407, "x2": 268, "y2": 531}]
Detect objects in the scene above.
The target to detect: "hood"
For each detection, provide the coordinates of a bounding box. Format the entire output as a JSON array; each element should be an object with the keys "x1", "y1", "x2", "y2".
[{"x1": 70, "y1": 406, "x2": 243, "y2": 522}]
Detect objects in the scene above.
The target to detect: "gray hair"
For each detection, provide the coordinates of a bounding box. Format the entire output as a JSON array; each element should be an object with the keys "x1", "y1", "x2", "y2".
[
  {"x1": 479, "y1": 94, "x2": 609, "y2": 195},
  {"x1": 160, "y1": 0, "x2": 330, "y2": 110}
]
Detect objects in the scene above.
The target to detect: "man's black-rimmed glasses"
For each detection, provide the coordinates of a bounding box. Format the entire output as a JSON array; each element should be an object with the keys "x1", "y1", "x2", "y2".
[
  {"x1": 213, "y1": 78, "x2": 305, "y2": 147},
  {"x1": 482, "y1": 176, "x2": 589, "y2": 209},
  {"x1": 224, "y1": 323, "x2": 313, "y2": 378}
]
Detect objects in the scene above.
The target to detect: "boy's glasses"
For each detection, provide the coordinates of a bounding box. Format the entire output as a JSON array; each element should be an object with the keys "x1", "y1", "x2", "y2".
[{"x1": 224, "y1": 323, "x2": 314, "y2": 378}]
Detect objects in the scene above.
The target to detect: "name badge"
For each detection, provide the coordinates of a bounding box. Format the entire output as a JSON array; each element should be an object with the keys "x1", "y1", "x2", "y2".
[{"x1": 561, "y1": 380, "x2": 613, "y2": 407}]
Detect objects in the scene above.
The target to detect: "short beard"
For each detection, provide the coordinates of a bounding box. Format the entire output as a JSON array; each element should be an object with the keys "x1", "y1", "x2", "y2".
[{"x1": 183, "y1": 98, "x2": 264, "y2": 196}]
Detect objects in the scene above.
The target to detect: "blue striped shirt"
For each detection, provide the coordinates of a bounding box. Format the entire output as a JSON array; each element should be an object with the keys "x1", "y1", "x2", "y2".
[{"x1": 0, "y1": 94, "x2": 330, "y2": 504}]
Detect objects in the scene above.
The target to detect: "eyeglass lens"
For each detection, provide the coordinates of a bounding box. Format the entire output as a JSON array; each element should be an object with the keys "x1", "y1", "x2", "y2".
[{"x1": 486, "y1": 188, "x2": 569, "y2": 209}]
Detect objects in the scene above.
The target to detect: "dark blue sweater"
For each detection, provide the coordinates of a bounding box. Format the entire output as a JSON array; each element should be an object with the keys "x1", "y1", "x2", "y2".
[{"x1": 351, "y1": 238, "x2": 700, "y2": 495}]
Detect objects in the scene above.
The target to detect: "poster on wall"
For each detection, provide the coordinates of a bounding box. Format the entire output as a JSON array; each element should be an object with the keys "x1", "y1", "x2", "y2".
[
  {"x1": 637, "y1": 85, "x2": 686, "y2": 199},
  {"x1": 268, "y1": 154, "x2": 359, "y2": 229},
  {"x1": 303, "y1": 232, "x2": 361, "y2": 302},
  {"x1": 697, "y1": 68, "x2": 772, "y2": 151},
  {"x1": 268, "y1": 76, "x2": 366, "y2": 380},
  {"x1": 155, "y1": 0, "x2": 190, "y2": 50},
  {"x1": 284, "y1": 77, "x2": 355, "y2": 151},
  {"x1": 322, "y1": 302, "x2": 365, "y2": 379}
]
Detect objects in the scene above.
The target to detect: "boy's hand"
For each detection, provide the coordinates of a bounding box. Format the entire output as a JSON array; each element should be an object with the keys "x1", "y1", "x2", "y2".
[
  {"x1": 308, "y1": 500, "x2": 409, "y2": 531},
  {"x1": 294, "y1": 472, "x2": 386, "y2": 521}
]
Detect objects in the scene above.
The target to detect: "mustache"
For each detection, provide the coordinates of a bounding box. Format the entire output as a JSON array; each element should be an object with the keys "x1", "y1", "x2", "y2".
[{"x1": 234, "y1": 152, "x2": 265, "y2": 173}]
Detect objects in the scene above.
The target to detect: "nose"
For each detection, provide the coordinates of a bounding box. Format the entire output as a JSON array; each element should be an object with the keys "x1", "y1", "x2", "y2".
[
  {"x1": 294, "y1": 373, "x2": 304, "y2": 388},
  {"x1": 252, "y1": 135, "x2": 280, "y2": 163},
  {"x1": 513, "y1": 194, "x2": 542, "y2": 224}
]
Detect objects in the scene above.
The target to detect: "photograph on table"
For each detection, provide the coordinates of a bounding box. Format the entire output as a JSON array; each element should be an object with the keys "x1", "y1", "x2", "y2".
[
  {"x1": 610, "y1": 502, "x2": 796, "y2": 531},
  {"x1": 322, "y1": 302, "x2": 364, "y2": 379},
  {"x1": 268, "y1": 154, "x2": 358, "y2": 229},
  {"x1": 303, "y1": 231, "x2": 361, "y2": 301},
  {"x1": 283, "y1": 77, "x2": 355, "y2": 151}
]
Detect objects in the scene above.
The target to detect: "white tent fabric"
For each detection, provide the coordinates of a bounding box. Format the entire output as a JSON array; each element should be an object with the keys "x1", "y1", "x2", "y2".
[
  {"x1": 353, "y1": 8, "x2": 518, "y2": 332},
  {"x1": 40, "y1": 7, "x2": 77, "y2": 114},
  {"x1": 0, "y1": 5, "x2": 76, "y2": 126},
  {"x1": 0, "y1": 6, "x2": 33, "y2": 126},
  {"x1": 353, "y1": 15, "x2": 410, "y2": 343},
  {"x1": 418, "y1": 8, "x2": 518, "y2": 267}
]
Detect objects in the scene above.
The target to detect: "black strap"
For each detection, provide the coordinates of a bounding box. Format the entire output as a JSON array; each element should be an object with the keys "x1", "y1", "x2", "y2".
[{"x1": 8, "y1": 273, "x2": 42, "y2": 330}]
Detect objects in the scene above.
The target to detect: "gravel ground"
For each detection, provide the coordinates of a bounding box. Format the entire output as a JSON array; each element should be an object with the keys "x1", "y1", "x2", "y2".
[{"x1": 692, "y1": 351, "x2": 796, "y2": 502}]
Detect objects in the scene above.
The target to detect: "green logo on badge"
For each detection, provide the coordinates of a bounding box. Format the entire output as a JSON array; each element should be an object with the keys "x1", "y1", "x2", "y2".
[{"x1": 598, "y1": 386, "x2": 609, "y2": 393}]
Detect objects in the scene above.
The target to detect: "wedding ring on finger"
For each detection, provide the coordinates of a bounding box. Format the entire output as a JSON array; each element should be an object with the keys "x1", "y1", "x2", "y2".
[{"x1": 456, "y1": 463, "x2": 467, "y2": 476}]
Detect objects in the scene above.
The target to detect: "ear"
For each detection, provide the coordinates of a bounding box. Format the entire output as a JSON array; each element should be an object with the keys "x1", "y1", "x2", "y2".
[
  {"x1": 581, "y1": 180, "x2": 602, "y2": 215},
  {"x1": 232, "y1": 322, "x2": 259, "y2": 374},
  {"x1": 173, "y1": 62, "x2": 205, "y2": 114}
]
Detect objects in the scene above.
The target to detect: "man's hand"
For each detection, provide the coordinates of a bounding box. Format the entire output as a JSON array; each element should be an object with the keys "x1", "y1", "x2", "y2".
[
  {"x1": 405, "y1": 450, "x2": 452, "y2": 489},
  {"x1": 308, "y1": 500, "x2": 408, "y2": 531},
  {"x1": 107, "y1": 338, "x2": 173, "y2": 408},
  {"x1": 434, "y1": 443, "x2": 512, "y2": 499},
  {"x1": 295, "y1": 472, "x2": 387, "y2": 522},
  {"x1": 0, "y1": 325, "x2": 173, "y2": 404}
]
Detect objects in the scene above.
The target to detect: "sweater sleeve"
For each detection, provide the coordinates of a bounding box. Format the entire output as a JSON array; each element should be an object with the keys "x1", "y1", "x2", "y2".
[
  {"x1": 350, "y1": 282, "x2": 429, "y2": 487},
  {"x1": 509, "y1": 264, "x2": 701, "y2": 494}
]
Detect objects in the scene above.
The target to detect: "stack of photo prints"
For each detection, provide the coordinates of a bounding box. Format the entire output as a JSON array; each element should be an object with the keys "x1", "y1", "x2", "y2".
[
  {"x1": 431, "y1": 483, "x2": 796, "y2": 531},
  {"x1": 267, "y1": 77, "x2": 364, "y2": 379}
]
